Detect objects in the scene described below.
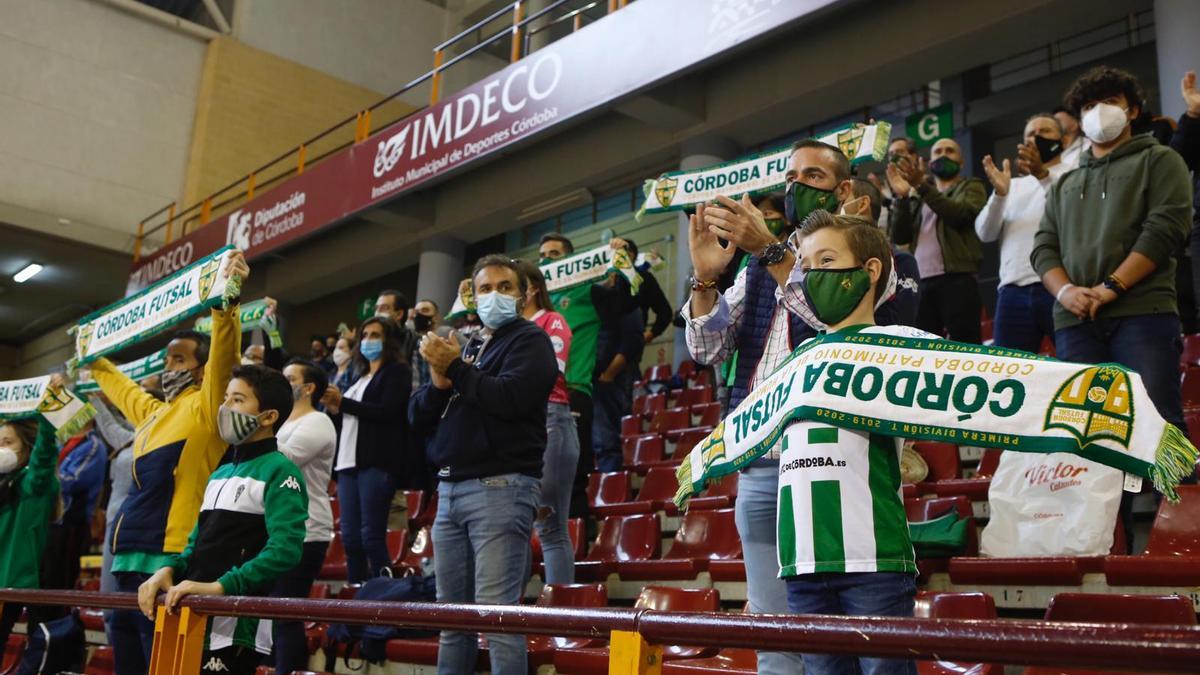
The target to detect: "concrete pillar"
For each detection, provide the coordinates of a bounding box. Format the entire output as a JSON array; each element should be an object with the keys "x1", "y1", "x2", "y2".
[
  {"x1": 415, "y1": 234, "x2": 465, "y2": 318},
  {"x1": 526, "y1": 0, "x2": 554, "y2": 53},
  {"x1": 1154, "y1": 0, "x2": 1200, "y2": 119},
  {"x1": 673, "y1": 135, "x2": 740, "y2": 368}
]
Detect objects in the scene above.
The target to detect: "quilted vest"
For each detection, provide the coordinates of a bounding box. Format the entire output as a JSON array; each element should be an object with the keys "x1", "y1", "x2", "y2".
[{"x1": 729, "y1": 260, "x2": 815, "y2": 411}]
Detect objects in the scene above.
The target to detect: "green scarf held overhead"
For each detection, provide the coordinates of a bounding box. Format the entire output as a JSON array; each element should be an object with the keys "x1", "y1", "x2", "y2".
[
  {"x1": 70, "y1": 246, "x2": 241, "y2": 368},
  {"x1": 0, "y1": 376, "x2": 96, "y2": 442},
  {"x1": 540, "y1": 244, "x2": 642, "y2": 296},
  {"x1": 676, "y1": 331, "x2": 1199, "y2": 506},
  {"x1": 75, "y1": 349, "x2": 167, "y2": 394},
  {"x1": 195, "y1": 298, "x2": 281, "y2": 348}
]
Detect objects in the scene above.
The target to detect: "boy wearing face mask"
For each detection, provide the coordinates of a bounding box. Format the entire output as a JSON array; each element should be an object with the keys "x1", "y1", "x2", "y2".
[
  {"x1": 89, "y1": 250, "x2": 248, "y2": 675},
  {"x1": 1033, "y1": 66, "x2": 1192, "y2": 462},
  {"x1": 887, "y1": 137, "x2": 987, "y2": 343},
  {"x1": 976, "y1": 113, "x2": 1075, "y2": 354},
  {"x1": 138, "y1": 364, "x2": 306, "y2": 675},
  {"x1": 780, "y1": 210, "x2": 934, "y2": 675},
  {"x1": 410, "y1": 255, "x2": 557, "y2": 675},
  {"x1": 0, "y1": 417, "x2": 59, "y2": 647}
]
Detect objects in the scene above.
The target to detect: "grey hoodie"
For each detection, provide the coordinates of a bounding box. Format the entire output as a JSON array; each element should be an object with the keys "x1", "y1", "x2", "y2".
[{"x1": 1031, "y1": 133, "x2": 1193, "y2": 329}]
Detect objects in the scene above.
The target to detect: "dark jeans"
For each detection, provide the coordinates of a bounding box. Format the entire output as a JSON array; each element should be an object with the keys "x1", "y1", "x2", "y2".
[
  {"x1": 1056, "y1": 313, "x2": 1187, "y2": 552},
  {"x1": 993, "y1": 283, "x2": 1056, "y2": 353},
  {"x1": 786, "y1": 572, "x2": 917, "y2": 675},
  {"x1": 916, "y1": 273, "x2": 982, "y2": 343},
  {"x1": 271, "y1": 540, "x2": 329, "y2": 673},
  {"x1": 568, "y1": 389, "x2": 594, "y2": 519},
  {"x1": 592, "y1": 373, "x2": 632, "y2": 473},
  {"x1": 337, "y1": 467, "x2": 396, "y2": 583},
  {"x1": 112, "y1": 571, "x2": 155, "y2": 675}
]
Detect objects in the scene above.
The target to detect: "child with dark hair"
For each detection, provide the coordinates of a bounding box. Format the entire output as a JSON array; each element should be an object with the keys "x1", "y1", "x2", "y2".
[{"x1": 138, "y1": 364, "x2": 306, "y2": 674}]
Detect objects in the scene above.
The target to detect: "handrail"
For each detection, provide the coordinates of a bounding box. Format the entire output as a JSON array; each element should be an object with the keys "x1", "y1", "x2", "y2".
[
  {"x1": 134, "y1": 0, "x2": 609, "y2": 257},
  {"x1": 3, "y1": 589, "x2": 1200, "y2": 671}
]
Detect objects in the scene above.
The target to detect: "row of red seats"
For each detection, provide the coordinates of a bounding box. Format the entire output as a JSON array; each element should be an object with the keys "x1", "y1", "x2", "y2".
[{"x1": 588, "y1": 468, "x2": 736, "y2": 517}]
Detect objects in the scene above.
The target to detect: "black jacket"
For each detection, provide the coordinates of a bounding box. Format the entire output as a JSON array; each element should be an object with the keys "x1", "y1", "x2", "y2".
[
  {"x1": 336, "y1": 361, "x2": 413, "y2": 477},
  {"x1": 409, "y1": 318, "x2": 557, "y2": 482}
]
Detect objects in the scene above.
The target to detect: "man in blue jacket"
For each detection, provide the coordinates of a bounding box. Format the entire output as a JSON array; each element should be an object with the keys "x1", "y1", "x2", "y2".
[{"x1": 410, "y1": 254, "x2": 558, "y2": 675}]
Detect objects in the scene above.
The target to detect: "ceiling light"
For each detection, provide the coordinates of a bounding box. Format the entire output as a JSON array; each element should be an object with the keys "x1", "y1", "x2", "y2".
[{"x1": 13, "y1": 263, "x2": 43, "y2": 283}]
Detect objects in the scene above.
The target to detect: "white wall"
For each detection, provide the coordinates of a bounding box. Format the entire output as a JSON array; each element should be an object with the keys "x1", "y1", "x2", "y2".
[
  {"x1": 0, "y1": 0, "x2": 206, "y2": 251},
  {"x1": 232, "y1": 0, "x2": 507, "y2": 109}
]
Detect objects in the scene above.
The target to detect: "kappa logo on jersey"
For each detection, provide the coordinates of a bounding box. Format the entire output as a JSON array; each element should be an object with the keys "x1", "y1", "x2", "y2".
[
  {"x1": 203, "y1": 656, "x2": 230, "y2": 672},
  {"x1": 233, "y1": 485, "x2": 245, "y2": 502},
  {"x1": 280, "y1": 475, "x2": 301, "y2": 491}
]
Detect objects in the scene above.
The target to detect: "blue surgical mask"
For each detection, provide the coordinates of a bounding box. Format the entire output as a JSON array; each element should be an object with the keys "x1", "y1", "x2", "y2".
[
  {"x1": 360, "y1": 338, "x2": 384, "y2": 361},
  {"x1": 476, "y1": 291, "x2": 520, "y2": 330}
]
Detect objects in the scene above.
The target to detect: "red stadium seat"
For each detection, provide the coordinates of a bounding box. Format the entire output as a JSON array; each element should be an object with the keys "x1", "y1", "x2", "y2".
[
  {"x1": 589, "y1": 471, "x2": 635, "y2": 516},
  {"x1": 691, "y1": 402, "x2": 722, "y2": 427},
  {"x1": 914, "y1": 592, "x2": 1002, "y2": 675},
  {"x1": 527, "y1": 584, "x2": 609, "y2": 650},
  {"x1": 691, "y1": 370, "x2": 712, "y2": 387},
  {"x1": 386, "y1": 529, "x2": 408, "y2": 568},
  {"x1": 595, "y1": 465, "x2": 674, "y2": 516},
  {"x1": 401, "y1": 490, "x2": 435, "y2": 529},
  {"x1": 669, "y1": 425, "x2": 715, "y2": 448},
  {"x1": 80, "y1": 606, "x2": 105, "y2": 632},
  {"x1": 649, "y1": 407, "x2": 691, "y2": 436},
  {"x1": 932, "y1": 448, "x2": 1002, "y2": 500},
  {"x1": 553, "y1": 586, "x2": 722, "y2": 673},
  {"x1": 620, "y1": 414, "x2": 643, "y2": 438},
  {"x1": 907, "y1": 496, "x2": 976, "y2": 578},
  {"x1": 913, "y1": 441, "x2": 962, "y2": 484},
  {"x1": 575, "y1": 514, "x2": 661, "y2": 582},
  {"x1": 318, "y1": 533, "x2": 347, "y2": 579},
  {"x1": 532, "y1": 518, "x2": 587, "y2": 575},
  {"x1": 626, "y1": 434, "x2": 673, "y2": 475},
  {"x1": 2, "y1": 635, "x2": 24, "y2": 675},
  {"x1": 84, "y1": 645, "x2": 114, "y2": 675},
  {"x1": 1104, "y1": 484, "x2": 1200, "y2": 586},
  {"x1": 1181, "y1": 369, "x2": 1200, "y2": 411},
  {"x1": 677, "y1": 361, "x2": 697, "y2": 382},
  {"x1": 644, "y1": 364, "x2": 672, "y2": 386},
  {"x1": 1182, "y1": 334, "x2": 1200, "y2": 368},
  {"x1": 676, "y1": 386, "x2": 715, "y2": 410},
  {"x1": 397, "y1": 526, "x2": 434, "y2": 575},
  {"x1": 618, "y1": 508, "x2": 741, "y2": 580}
]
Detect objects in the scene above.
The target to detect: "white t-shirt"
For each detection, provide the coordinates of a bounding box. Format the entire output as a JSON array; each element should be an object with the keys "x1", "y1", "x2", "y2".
[
  {"x1": 278, "y1": 411, "x2": 337, "y2": 543},
  {"x1": 334, "y1": 373, "x2": 373, "y2": 472}
]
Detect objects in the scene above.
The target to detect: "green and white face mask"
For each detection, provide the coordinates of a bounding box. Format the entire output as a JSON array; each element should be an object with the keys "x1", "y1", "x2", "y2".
[
  {"x1": 218, "y1": 405, "x2": 263, "y2": 446},
  {"x1": 798, "y1": 266, "x2": 873, "y2": 326}
]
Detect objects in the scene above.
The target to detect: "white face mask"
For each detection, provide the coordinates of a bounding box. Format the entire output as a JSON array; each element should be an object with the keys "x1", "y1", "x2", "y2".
[
  {"x1": 1081, "y1": 103, "x2": 1129, "y2": 144},
  {"x1": 332, "y1": 348, "x2": 351, "y2": 368},
  {"x1": 0, "y1": 447, "x2": 20, "y2": 474}
]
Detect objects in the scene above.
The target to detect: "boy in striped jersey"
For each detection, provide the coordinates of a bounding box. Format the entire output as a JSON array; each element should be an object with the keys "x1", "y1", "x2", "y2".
[
  {"x1": 137, "y1": 365, "x2": 307, "y2": 674},
  {"x1": 780, "y1": 210, "x2": 933, "y2": 675}
]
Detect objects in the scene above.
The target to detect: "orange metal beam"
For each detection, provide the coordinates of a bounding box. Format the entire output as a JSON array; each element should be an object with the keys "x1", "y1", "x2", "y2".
[
  {"x1": 200, "y1": 198, "x2": 212, "y2": 226},
  {"x1": 247, "y1": 172, "x2": 256, "y2": 201},
  {"x1": 511, "y1": 1, "x2": 524, "y2": 63},
  {"x1": 133, "y1": 221, "x2": 144, "y2": 262},
  {"x1": 430, "y1": 49, "x2": 445, "y2": 105},
  {"x1": 297, "y1": 144, "x2": 306, "y2": 175}
]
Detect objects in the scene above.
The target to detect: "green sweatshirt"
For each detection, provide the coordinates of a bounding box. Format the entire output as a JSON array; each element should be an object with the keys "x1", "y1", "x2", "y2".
[
  {"x1": 1032, "y1": 134, "x2": 1193, "y2": 329},
  {"x1": 890, "y1": 177, "x2": 988, "y2": 274},
  {"x1": 167, "y1": 437, "x2": 307, "y2": 654},
  {"x1": 0, "y1": 420, "x2": 59, "y2": 589}
]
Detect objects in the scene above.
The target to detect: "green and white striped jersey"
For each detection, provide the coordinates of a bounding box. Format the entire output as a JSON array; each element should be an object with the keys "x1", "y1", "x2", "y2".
[{"x1": 776, "y1": 325, "x2": 933, "y2": 577}]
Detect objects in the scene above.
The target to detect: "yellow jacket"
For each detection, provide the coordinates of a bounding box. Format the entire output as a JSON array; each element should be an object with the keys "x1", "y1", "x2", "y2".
[{"x1": 93, "y1": 306, "x2": 240, "y2": 556}]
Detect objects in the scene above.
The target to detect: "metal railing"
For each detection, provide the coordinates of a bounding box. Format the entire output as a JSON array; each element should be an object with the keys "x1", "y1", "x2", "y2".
[
  {"x1": 2, "y1": 589, "x2": 1200, "y2": 674},
  {"x1": 132, "y1": 0, "x2": 630, "y2": 262}
]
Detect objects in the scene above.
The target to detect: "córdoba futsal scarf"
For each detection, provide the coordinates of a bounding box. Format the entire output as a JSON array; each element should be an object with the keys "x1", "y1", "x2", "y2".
[{"x1": 0, "y1": 376, "x2": 96, "y2": 442}]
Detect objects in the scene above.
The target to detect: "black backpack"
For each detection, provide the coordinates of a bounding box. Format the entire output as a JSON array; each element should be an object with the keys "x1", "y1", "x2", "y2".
[
  {"x1": 18, "y1": 611, "x2": 85, "y2": 675},
  {"x1": 323, "y1": 575, "x2": 438, "y2": 668}
]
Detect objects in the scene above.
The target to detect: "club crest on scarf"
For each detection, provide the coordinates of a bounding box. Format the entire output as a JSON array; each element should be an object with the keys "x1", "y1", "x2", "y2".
[
  {"x1": 700, "y1": 421, "x2": 727, "y2": 466},
  {"x1": 198, "y1": 258, "x2": 221, "y2": 302},
  {"x1": 835, "y1": 125, "x2": 868, "y2": 160},
  {"x1": 654, "y1": 175, "x2": 678, "y2": 208},
  {"x1": 36, "y1": 386, "x2": 72, "y2": 414},
  {"x1": 1044, "y1": 365, "x2": 1134, "y2": 448},
  {"x1": 75, "y1": 324, "x2": 94, "y2": 362}
]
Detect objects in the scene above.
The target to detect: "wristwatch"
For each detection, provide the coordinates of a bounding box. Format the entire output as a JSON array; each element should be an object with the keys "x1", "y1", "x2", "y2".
[
  {"x1": 757, "y1": 242, "x2": 789, "y2": 267},
  {"x1": 1103, "y1": 274, "x2": 1127, "y2": 296}
]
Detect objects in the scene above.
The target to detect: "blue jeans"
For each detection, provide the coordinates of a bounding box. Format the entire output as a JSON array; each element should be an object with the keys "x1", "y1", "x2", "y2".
[
  {"x1": 1054, "y1": 314, "x2": 1186, "y2": 433},
  {"x1": 112, "y1": 571, "x2": 155, "y2": 675},
  {"x1": 434, "y1": 473, "x2": 540, "y2": 675},
  {"x1": 735, "y1": 465, "x2": 805, "y2": 674},
  {"x1": 271, "y1": 540, "x2": 329, "y2": 673},
  {"x1": 538, "y1": 402, "x2": 580, "y2": 585},
  {"x1": 592, "y1": 373, "x2": 631, "y2": 473},
  {"x1": 337, "y1": 466, "x2": 396, "y2": 583},
  {"x1": 786, "y1": 572, "x2": 917, "y2": 675},
  {"x1": 993, "y1": 283, "x2": 1056, "y2": 353}
]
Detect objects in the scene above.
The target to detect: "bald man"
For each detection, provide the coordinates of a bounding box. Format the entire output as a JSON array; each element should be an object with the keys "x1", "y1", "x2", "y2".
[{"x1": 886, "y1": 138, "x2": 987, "y2": 343}]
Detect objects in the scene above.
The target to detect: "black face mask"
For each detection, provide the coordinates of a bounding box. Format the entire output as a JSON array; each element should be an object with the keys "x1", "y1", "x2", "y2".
[
  {"x1": 1033, "y1": 135, "x2": 1063, "y2": 164},
  {"x1": 413, "y1": 314, "x2": 433, "y2": 333}
]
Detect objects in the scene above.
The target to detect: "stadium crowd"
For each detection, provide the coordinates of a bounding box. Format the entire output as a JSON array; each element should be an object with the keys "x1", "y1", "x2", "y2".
[{"x1": 1, "y1": 64, "x2": 1198, "y2": 675}]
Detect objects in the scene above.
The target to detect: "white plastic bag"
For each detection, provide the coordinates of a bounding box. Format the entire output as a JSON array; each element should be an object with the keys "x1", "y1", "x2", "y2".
[{"x1": 980, "y1": 451, "x2": 1122, "y2": 557}]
